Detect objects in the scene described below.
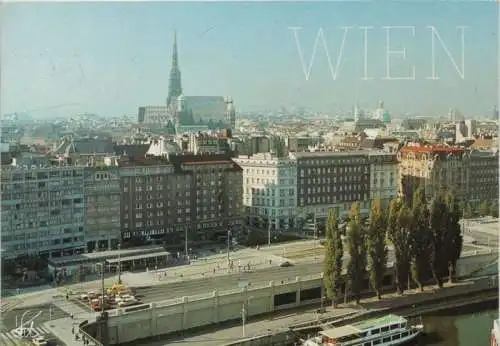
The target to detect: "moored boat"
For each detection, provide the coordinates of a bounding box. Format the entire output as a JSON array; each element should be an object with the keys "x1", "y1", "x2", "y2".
[{"x1": 302, "y1": 314, "x2": 423, "y2": 346}]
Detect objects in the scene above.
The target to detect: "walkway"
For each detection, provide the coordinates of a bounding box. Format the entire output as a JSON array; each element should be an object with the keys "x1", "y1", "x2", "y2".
[
  {"x1": 137, "y1": 306, "x2": 359, "y2": 346},
  {"x1": 43, "y1": 298, "x2": 98, "y2": 346}
]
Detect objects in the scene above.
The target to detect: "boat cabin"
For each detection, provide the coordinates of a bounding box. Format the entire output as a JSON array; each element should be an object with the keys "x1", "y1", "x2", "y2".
[{"x1": 318, "y1": 315, "x2": 411, "y2": 346}]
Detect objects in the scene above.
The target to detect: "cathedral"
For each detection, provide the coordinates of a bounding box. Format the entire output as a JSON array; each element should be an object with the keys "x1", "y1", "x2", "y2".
[{"x1": 137, "y1": 32, "x2": 236, "y2": 132}]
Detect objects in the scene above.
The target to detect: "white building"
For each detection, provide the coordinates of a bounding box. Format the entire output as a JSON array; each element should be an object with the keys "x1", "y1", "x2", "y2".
[
  {"x1": 234, "y1": 153, "x2": 297, "y2": 232},
  {"x1": 367, "y1": 151, "x2": 399, "y2": 208}
]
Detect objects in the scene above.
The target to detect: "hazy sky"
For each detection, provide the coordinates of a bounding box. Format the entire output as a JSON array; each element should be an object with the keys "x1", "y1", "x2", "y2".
[{"x1": 1, "y1": 1, "x2": 498, "y2": 118}]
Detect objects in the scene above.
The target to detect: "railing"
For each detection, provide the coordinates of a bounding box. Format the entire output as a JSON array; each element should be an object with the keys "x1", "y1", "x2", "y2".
[
  {"x1": 108, "y1": 251, "x2": 494, "y2": 315},
  {"x1": 79, "y1": 320, "x2": 104, "y2": 346}
]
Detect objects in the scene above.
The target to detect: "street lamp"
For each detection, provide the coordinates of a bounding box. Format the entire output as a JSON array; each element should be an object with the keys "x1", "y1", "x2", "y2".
[
  {"x1": 95, "y1": 262, "x2": 106, "y2": 316},
  {"x1": 117, "y1": 242, "x2": 122, "y2": 284},
  {"x1": 227, "y1": 229, "x2": 231, "y2": 265},
  {"x1": 238, "y1": 280, "x2": 250, "y2": 337},
  {"x1": 184, "y1": 226, "x2": 189, "y2": 260},
  {"x1": 267, "y1": 219, "x2": 271, "y2": 248}
]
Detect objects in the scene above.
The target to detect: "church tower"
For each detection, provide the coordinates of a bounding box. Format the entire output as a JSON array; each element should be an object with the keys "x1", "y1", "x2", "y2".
[{"x1": 167, "y1": 31, "x2": 183, "y2": 108}]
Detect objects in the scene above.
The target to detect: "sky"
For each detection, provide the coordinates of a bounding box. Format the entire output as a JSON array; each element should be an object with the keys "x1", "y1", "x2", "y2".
[{"x1": 1, "y1": 1, "x2": 498, "y2": 118}]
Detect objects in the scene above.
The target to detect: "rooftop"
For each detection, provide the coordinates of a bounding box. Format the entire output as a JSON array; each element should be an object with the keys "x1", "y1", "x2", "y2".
[
  {"x1": 401, "y1": 145, "x2": 465, "y2": 153},
  {"x1": 352, "y1": 314, "x2": 406, "y2": 331},
  {"x1": 320, "y1": 325, "x2": 362, "y2": 339}
]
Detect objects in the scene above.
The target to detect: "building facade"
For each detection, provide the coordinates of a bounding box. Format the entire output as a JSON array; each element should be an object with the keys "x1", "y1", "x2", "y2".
[
  {"x1": 397, "y1": 145, "x2": 468, "y2": 203},
  {"x1": 467, "y1": 148, "x2": 499, "y2": 208},
  {"x1": 1, "y1": 157, "x2": 86, "y2": 260},
  {"x1": 83, "y1": 166, "x2": 121, "y2": 252},
  {"x1": 235, "y1": 153, "x2": 297, "y2": 232},
  {"x1": 119, "y1": 154, "x2": 243, "y2": 248},
  {"x1": 292, "y1": 151, "x2": 371, "y2": 223},
  {"x1": 367, "y1": 152, "x2": 399, "y2": 208}
]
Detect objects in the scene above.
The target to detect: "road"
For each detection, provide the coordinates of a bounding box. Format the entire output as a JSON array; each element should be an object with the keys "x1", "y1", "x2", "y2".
[{"x1": 136, "y1": 251, "x2": 399, "y2": 303}]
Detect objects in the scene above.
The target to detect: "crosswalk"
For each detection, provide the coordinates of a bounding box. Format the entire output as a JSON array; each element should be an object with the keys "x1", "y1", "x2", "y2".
[
  {"x1": 0, "y1": 299, "x2": 22, "y2": 314},
  {"x1": 0, "y1": 326, "x2": 51, "y2": 345}
]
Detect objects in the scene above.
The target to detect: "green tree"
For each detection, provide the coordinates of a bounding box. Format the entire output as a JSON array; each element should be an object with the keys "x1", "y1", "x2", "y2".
[
  {"x1": 463, "y1": 203, "x2": 473, "y2": 219},
  {"x1": 323, "y1": 209, "x2": 343, "y2": 307},
  {"x1": 409, "y1": 188, "x2": 432, "y2": 292},
  {"x1": 429, "y1": 194, "x2": 448, "y2": 288},
  {"x1": 346, "y1": 202, "x2": 366, "y2": 304},
  {"x1": 387, "y1": 199, "x2": 412, "y2": 294},
  {"x1": 366, "y1": 199, "x2": 388, "y2": 299},
  {"x1": 479, "y1": 201, "x2": 490, "y2": 217},
  {"x1": 491, "y1": 204, "x2": 499, "y2": 218},
  {"x1": 444, "y1": 192, "x2": 463, "y2": 283}
]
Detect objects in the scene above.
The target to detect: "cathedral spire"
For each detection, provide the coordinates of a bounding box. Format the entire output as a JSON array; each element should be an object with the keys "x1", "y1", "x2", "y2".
[{"x1": 167, "y1": 30, "x2": 183, "y2": 107}]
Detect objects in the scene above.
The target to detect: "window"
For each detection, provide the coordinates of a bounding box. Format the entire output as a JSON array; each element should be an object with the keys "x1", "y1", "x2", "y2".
[
  {"x1": 381, "y1": 327, "x2": 389, "y2": 333},
  {"x1": 383, "y1": 337, "x2": 391, "y2": 343}
]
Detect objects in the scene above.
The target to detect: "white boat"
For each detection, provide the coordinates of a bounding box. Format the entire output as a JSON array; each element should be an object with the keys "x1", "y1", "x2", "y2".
[
  {"x1": 491, "y1": 318, "x2": 500, "y2": 346},
  {"x1": 302, "y1": 314, "x2": 423, "y2": 346}
]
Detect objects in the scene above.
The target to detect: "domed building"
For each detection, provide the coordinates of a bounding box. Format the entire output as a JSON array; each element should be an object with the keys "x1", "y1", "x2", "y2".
[
  {"x1": 382, "y1": 110, "x2": 391, "y2": 124},
  {"x1": 371, "y1": 101, "x2": 392, "y2": 124}
]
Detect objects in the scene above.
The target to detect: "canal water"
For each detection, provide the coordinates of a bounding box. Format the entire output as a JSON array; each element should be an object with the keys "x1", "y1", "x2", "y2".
[{"x1": 419, "y1": 300, "x2": 499, "y2": 346}]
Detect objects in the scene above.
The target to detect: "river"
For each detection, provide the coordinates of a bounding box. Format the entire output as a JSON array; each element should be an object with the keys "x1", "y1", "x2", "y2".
[{"x1": 419, "y1": 300, "x2": 499, "y2": 345}]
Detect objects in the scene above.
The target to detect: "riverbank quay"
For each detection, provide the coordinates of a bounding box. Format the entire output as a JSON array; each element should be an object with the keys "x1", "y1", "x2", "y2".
[{"x1": 219, "y1": 276, "x2": 498, "y2": 346}]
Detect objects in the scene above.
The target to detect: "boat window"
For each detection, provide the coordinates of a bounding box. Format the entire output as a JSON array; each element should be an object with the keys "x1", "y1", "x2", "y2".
[
  {"x1": 373, "y1": 339, "x2": 381, "y2": 345},
  {"x1": 390, "y1": 324, "x2": 398, "y2": 330},
  {"x1": 381, "y1": 326, "x2": 389, "y2": 333},
  {"x1": 393, "y1": 334, "x2": 401, "y2": 340},
  {"x1": 383, "y1": 337, "x2": 391, "y2": 343},
  {"x1": 402, "y1": 331, "x2": 409, "y2": 337},
  {"x1": 364, "y1": 343, "x2": 371, "y2": 346},
  {"x1": 360, "y1": 332, "x2": 368, "y2": 338},
  {"x1": 400, "y1": 323, "x2": 406, "y2": 328},
  {"x1": 372, "y1": 329, "x2": 380, "y2": 335}
]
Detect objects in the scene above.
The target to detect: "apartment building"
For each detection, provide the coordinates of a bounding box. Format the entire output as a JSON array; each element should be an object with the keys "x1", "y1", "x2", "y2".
[
  {"x1": 119, "y1": 156, "x2": 182, "y2": 246},
  {"x1": 234, "y1": 153, "x2": 297, "y2": 231},
  {"x1": 1, "y1": 154, "x2": 86, "y2": 260},
  {"x1": 119, "y1": 154, "x2": 243, "y2": 247},
  {"x1": 398, "y1": 144, "x2": 468, "y2": 203},
  {"x1": 174, "y1": 132, "x2": 231, "y2": 154},
  {"x1": 170, "y1": 154, "x2": 243, "y2": 238},
  {"x1": 466, "y1": 148, "x2": 499, "y2": 208},
  {"x1": 83, "y1": 166, "x2": 121, "y2": 252},
  {"x1": 367, "y1": 152, "x2": 399, "y2": 208},
  {"x1": 292, "y1": 151, "x2": 371, "y2": 222}
]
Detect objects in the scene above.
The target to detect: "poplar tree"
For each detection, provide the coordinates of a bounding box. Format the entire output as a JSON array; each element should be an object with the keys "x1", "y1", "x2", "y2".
[
  {"x1": 387, "y1": 199, "x2": 412, "y2": 294},
  {"x1": 323, "y1": 209, "x2": 343, "y2": 307},
  {"x1": 429, "y1": 194, "x2": 448, "y2": 288},
  {"x1": 409, "y1": 188, "x2": 432, "y2": 291},
  {"x1": 443, "y1": 191, "x2": 463, "y2": 283},
  {"x1": 346, "y1": 202, "x2": 366, "y2": 304},
  {"x1": 366, "y1": 199, "x2": 388, "y2": 299}
]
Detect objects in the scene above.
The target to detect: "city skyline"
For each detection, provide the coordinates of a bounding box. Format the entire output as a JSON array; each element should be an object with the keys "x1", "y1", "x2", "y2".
[{"x1": 1, "y1": 1, "x2": 498, "y2": 119}]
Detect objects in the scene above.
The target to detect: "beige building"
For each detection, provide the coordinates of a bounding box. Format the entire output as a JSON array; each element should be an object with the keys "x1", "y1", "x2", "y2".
[
  {"x1": 367, "y1": 152, "x2": 399, "y2": 208},
  {"x1": 83, "y1": 166, "x2": 121, "y2": 252},
  {"x1": 397, "y1": 144, "x2": 497, "y2": 206}
]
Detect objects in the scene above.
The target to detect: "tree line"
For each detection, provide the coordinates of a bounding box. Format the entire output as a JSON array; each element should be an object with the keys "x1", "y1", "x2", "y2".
[{"x1": 323, "y1": 188, "x2": 463, "y2": 306}]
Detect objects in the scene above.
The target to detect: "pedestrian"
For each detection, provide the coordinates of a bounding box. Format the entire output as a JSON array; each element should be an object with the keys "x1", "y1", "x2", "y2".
[
  {"x1": 71, "y1": 313, "x2": 74, "y2": 320},
  {"x1": 71, "y1": 327, "x2": 74, "y2": 334}
]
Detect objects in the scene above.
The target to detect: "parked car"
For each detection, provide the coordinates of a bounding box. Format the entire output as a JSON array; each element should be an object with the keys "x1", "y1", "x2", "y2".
[{"x1": 280, "y1": 261, "x2": 293, "y2": 267}]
